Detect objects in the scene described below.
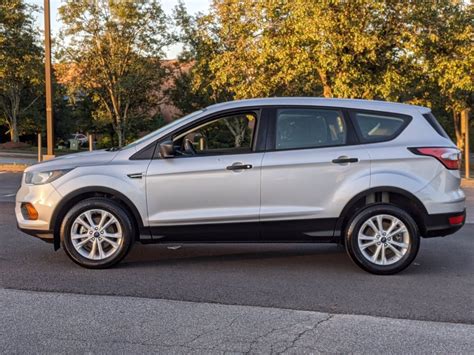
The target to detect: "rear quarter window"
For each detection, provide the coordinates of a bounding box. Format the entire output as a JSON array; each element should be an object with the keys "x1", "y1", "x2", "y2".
[
  {"x1": 351, "y1": 111, "x2": 411, "y2": 143},
  {"x1": 422, "y1": 112, "x2": 450, "y2": 139}
]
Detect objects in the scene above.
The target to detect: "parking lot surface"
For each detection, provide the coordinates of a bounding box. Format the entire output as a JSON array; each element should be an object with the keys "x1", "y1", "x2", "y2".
[{"x1": 1, "y1": 172, "x2": 473, "y2": 325}]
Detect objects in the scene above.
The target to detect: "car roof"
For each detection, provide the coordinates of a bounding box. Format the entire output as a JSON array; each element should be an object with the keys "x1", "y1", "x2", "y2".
[{"x1": 205, "y1": 97, "x2": 430, "y2": 115}]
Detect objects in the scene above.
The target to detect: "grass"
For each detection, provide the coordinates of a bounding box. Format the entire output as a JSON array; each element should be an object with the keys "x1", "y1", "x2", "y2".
[
  {"x1": 0, "y1": 163, "x2": 28, "y2": 172},
  {"x1": 0, "y1": 146, "x2": 91, "y2": 156}
]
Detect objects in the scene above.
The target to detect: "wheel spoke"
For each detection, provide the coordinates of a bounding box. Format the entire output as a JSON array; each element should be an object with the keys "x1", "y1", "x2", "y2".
[
  {"x1": 387, "y1": 243, "x2": 403, "y2": 258},
  {"x1": 103, "y1": 232, "x2": 122, "y2": 239},
  {"x1": 84, "y1": 211, "x2": 96, "y2": 229},
  {"x1": 376, "y1": 215, "x2": 384, "y2": 232},
  {"x1": 359, "y1": 234, "x2": 376, "y2": 241},
  {"x1": 360, "y1": 240, "x2": 377, "y2": 250},
  {"x1": 367, "y1": 219, "x2": 379, "y2": 234},
  {"x1": 75, "y1": 218, "x2": 91, "y2": 230},
  {"x1": 389, "y1": 240, "x2": 408, "y2": 249},
  {"x1": 387, "y1": 227, "x2": 407, "y2": 238},
  {"x1": 76, "y1": 236, "x2": 93, "y2": 248},
  {"x1": 88, "y1": 239, "x2": 97, "y2": 259},
  {"x1": 97, "y1": 212, "x2": 109, "y2": 229},
  {"x1": 102, "y1": 236, "x2": 119, "y2": 248},
  {"x1": 101, "y1": 216, "x2": 118, "y2": 232},
  {"x1": 385, "y1": 218, "x2": 399, "y2": 235},
  {"x1": 71, "y1": 233, "x2": 89, "y2": 240},
  {"x1": 97, "y1": 239, "x2": 105, "y2": 259},
  {"x1": 380, "y1": 244, "x2": 387, "y2": 265},
  {"x1": 371, "y1": 244, "x2": 382, "y2": 263}
]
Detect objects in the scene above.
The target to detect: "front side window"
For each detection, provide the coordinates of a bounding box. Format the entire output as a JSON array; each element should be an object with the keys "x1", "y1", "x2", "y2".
[
  {"x1": 275, "y1": 108, "x2": 347, "y2": 150},
  {"x1": 352, "y1": 112, "x2": 410, "y2": 143},
  {"x1": 174, "y1": 112, "x2": 257, "y2": 156}
]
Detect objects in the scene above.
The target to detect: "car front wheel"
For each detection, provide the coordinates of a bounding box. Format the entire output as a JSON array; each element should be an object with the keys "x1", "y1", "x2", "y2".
[
  {"x1": 345, "y1": 204, "x2": 420, "y2": 275},
  {"x1": 61, "y1": 198, "x2": 134, "y2": 268}
]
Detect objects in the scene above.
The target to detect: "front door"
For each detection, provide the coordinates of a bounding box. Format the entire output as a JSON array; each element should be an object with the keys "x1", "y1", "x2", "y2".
[
  {"x1": 260, "y1": 107, "x2": 371, "y2": 240},
  {"x1": 145, "y1": 110, "x2": 263, "y2": 241}
]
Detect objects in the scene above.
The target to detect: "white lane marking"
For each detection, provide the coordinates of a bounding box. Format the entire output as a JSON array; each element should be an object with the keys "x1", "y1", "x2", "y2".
[{"x1": 3, "y1": 193, "x2": 15, "y2": 197}]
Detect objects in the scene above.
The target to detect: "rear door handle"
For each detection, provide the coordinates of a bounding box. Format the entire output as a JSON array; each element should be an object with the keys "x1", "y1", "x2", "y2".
[
  {"x1": 226, "y1": 163, "x2": 253, "y2": 171},
  {"x1": 332, "y1": 156, "x2": 359, "y2": 164}
]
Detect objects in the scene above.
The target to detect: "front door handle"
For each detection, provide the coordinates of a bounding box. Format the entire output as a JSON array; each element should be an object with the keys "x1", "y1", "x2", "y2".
[
  {"x1": 332, "y1": 156, "x2": 359, "y2": 164},
  {"x1": 226, "y1": 163, "x2": 253, "y2": 171},
  {"x1": 127, "y1": 172, "x2": 143, "y2": 179}
]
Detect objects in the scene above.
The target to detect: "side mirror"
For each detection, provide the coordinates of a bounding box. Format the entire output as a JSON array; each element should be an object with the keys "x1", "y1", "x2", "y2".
[{"x1": 159, "y1": 140, "x2": 175, "y2": 158}]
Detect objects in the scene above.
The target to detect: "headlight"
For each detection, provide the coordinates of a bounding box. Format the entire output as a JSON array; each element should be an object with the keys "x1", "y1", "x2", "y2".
[{"x1": 24, "y1": 169, "x2": 72, "y2": 185}]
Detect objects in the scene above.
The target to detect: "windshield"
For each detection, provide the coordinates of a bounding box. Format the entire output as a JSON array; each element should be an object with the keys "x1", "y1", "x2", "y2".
[{"x1": 121, "y1": 109, "x2": 205, "y2": 150}]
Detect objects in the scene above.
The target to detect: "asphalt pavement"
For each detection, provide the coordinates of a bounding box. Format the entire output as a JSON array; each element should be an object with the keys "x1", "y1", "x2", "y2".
[
  {"x1": 1, "y1": 171, "x2": 473, "y2": 353},
  {"x1": 2, "y1": 289, "x2": 473, "y2": 354}
]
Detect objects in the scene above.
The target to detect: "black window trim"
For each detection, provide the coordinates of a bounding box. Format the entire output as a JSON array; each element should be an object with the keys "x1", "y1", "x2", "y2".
[
  {"x1": 348, "y1": 109, "x2": 412, "y2": 145},
  {"x1": 156, "y1": 107, "x2": 268, "y2": 159},
  {"x1": 422, "y1": 112, "x2": 450, "y2": 139},
  {"x1": 131, "y1": 104, "x2": 414, "y2": 159},
  {"x1": 131, "y1": 106, "x2": 271, "y2": 160},
  {"x1": 265, "y1": 105, "x2": 359, "y2": 152}
]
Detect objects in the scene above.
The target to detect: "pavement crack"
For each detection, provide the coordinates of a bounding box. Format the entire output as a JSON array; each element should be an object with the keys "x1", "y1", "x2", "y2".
[
  {"x1": 275, "y1": 314, "x2": 334, "y2": 354},
  {"x1": 243, "y1": 313, "x2": 312, "y2": 355}
]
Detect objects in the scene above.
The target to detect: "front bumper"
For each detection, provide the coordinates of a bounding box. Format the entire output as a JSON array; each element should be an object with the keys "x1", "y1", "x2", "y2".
[
  {"x1": 422, "y1": 209, "x2": 466, "y2": 238},
  {"x1": 15, "y1": 181, "x2": 62, "y2": 241},
  {"x1": 17, "y1": 224, "x2": 54, "y2": 243}
]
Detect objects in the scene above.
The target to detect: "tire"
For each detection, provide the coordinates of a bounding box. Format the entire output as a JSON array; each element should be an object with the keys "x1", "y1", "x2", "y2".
[
  {"x1": 345, "y1": 204, "x2": 420, "y2": 275},
  {"x1": 61, "y1": 197, "x2": 134, "y2": 269}
]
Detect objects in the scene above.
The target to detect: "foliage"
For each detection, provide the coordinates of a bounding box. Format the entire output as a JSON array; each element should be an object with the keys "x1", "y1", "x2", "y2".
[
  {"x1": 58, "y1": 0, "x2": 171, "y2": 146},
  {"x1": 173, "y1": 0, "x2": 472, "y2": 144},
  {"x1": 404, "y1": 1, "x2": 473, "y2": 148},
  {"x1": 0, "y1": 0, "x2": 43, "y2": 143}
]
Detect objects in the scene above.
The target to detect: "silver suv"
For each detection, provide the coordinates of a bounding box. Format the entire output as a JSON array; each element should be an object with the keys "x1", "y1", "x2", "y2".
[{"x1": 16, "y1": 98, "x2": 466, "y2": 274}]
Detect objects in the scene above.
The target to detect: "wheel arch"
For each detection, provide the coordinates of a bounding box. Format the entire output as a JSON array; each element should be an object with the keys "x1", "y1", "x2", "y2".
[
  {"x1": 335, "y1": 186, "x2": 428, "y2": 240},
  {"x1": 50, "y1": 186, "x2": 144, "y2": 250}
]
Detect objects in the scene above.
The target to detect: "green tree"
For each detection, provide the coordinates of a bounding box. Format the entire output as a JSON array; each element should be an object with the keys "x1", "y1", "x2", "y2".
[
  {"x1": 0, "y1": 0, "x2": 43, "y2": 143},
  {"x1": 173, "y1": 0, "x2": 472, "y2": 145},
  {"x1": 174, "y1": 1, "x2": 416, "y2": 100},
  {"x1": 58, "y1": 0, "x2": 171, "y2": 146},
  {"x1": 405, "y1": 1, "x2": 473, "y2": 149}
]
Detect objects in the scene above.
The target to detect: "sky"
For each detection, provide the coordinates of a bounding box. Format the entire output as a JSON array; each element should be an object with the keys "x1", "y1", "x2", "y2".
[{"x1": 26, "y1": 0, "x2": 211, "y2": 59}]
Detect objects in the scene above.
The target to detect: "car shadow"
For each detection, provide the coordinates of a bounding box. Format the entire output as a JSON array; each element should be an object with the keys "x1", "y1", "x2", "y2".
[{"x1": 117, "y1": 243, "x2": 359, "y2": 272}]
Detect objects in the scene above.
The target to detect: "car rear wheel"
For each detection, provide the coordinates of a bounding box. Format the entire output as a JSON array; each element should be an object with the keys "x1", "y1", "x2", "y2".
[
  {"x1": 345, "y1": 204, "x2": 420, "y2": 275},
  {"x1": 61, "y1": 198, "x2": 134, "y2": 269}
]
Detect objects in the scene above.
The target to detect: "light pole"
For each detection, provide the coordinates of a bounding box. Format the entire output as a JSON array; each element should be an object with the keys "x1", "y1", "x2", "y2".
[
  {"x1": 43, "y1": 0, "x2": 55, "y2": 159},
  {"x1": 462, "y1": 109, "x2": 470, "y2": 179}
]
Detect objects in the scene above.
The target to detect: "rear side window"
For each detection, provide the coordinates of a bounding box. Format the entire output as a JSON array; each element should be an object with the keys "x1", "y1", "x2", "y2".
[
  {"x1": 352, "y1": 111, "x2": 410, "y2": 143},
  {"x1": 422, "y1": 112, "x2": 450, "y2": 139},
  {"x1": 275, "y1": 108, "x2": 346, "y2": 150}
]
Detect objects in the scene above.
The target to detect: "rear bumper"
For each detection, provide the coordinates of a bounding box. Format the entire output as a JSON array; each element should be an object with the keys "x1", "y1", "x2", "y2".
[{"x1": 422, "y1": 209, "x2": 466, "y2": 238}]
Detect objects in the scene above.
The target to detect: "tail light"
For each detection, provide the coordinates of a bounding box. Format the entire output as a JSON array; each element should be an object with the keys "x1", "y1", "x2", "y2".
[
  {"x1": 448, "y1": 214, "x2": 464, "y2": 225},
  {"x1": 409, "y1": 147, "x2": 461, "y2": 170}
]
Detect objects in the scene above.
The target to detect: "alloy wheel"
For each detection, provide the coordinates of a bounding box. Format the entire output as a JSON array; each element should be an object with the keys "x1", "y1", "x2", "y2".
[
  {"x1": 357, "y1": 214, "x2": 410, "y2": 266},
  {"x1": 70, "y1": 209, "x2": 123, "y2": 260}
]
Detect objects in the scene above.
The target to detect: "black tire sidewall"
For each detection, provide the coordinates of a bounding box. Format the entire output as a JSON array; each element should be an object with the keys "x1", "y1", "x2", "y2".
[
  {"x1": 61, "y1": 198, "x2": 134, "y2": 269},
  {"x1": 345, "y1": 204, "x2": 420, "y2": 275}
]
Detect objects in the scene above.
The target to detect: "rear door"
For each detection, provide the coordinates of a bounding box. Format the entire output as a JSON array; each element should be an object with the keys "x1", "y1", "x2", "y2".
[{"x1": 260, "y1": 106, "x2": 371, "y2": 240}]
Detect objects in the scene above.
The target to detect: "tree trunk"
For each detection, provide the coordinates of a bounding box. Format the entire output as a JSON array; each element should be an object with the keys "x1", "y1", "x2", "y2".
[
  {"x1": 453, "y1": 110, "x2": 463, "y2": 150},
  {"x1": 317, "y1": 69, "x2": 333, "y2": 98},
  {"x1": 9, "y1": 96, "x2": 20, "y2": 143},
  {"x1": 116, "y1": 124, "x2": 124, "y2": 147}
]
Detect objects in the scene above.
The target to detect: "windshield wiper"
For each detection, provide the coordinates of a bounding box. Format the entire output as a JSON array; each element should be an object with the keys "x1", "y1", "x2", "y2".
[{"x1": 106, "y1": 146, "x2": 121, "y2": 151}]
